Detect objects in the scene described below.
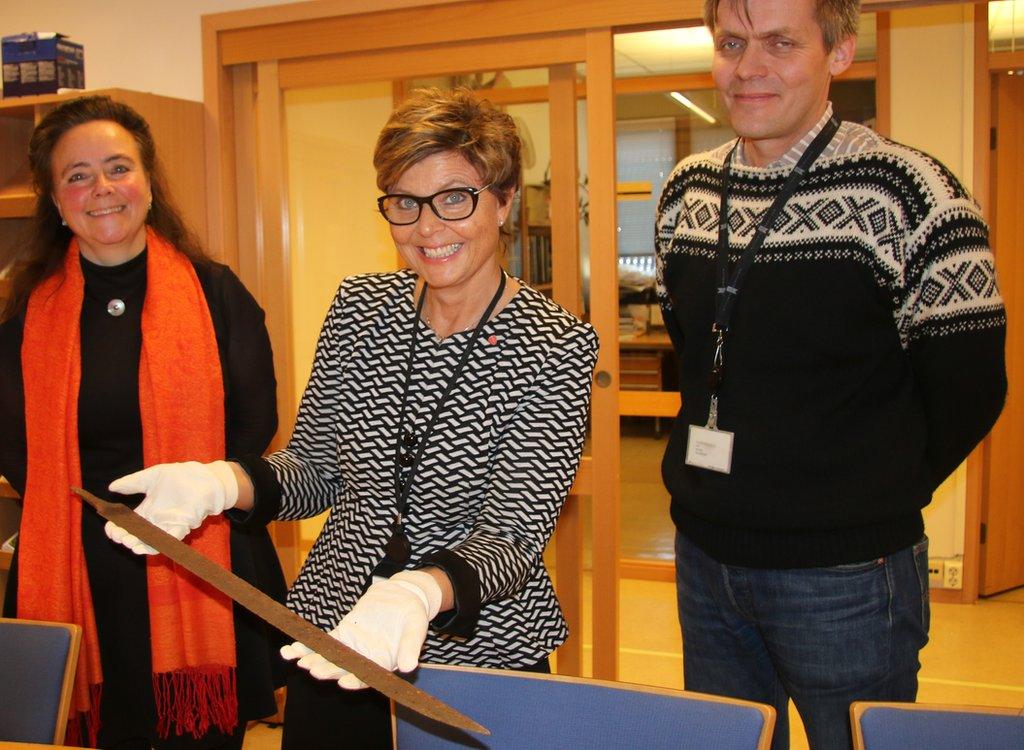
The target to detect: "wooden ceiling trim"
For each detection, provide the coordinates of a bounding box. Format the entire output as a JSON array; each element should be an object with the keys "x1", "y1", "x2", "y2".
[
  {"x1": 277, "y1": 31, "x2": 587, "y2": 90},
  {"x1": 989, "y1": 51, "x2": 1024, "y2": 72},
  {"x1": 219, "y1": 0, "x2": 705, "y2": 66},
  {"x1": 213, "y1": 0, "x2": 969, "y2": 68},
  {"x1": 204, "y1": 0, "x2": 467, "y2": 30},
  {"x1": 206, "y1": 0, "x2": 980, "y2": 38}
]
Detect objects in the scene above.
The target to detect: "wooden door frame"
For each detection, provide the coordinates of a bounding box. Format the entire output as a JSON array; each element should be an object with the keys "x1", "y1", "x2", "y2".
[
  {"x1": 203, "y1": 0, "x2": 632, "y2": 677},
  {"x1": 201, "y1": 0, "x2": 990, "y2": 679},
  {"x1": 967, "y1": 2, "x2": 1024, "y2": 603}
]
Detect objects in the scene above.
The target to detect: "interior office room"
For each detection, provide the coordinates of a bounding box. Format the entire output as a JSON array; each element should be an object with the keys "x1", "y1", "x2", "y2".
[{"x1": 0, "y1": 1, "x2": 1022, "y2": 748}]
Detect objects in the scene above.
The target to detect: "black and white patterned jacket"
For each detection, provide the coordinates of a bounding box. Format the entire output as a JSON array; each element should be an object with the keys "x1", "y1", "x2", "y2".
[{"x1": 243, "y1": 271, "x2": 598, "y2": 668}]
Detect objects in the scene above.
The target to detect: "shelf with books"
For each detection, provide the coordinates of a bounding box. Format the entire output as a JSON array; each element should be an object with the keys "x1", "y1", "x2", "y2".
[
  {"x1": 511, "y1": 181, "x2": 554, "y2": 296},
  {"x1": 526, "y1": 224, "x2": 552, "y2": 289}
]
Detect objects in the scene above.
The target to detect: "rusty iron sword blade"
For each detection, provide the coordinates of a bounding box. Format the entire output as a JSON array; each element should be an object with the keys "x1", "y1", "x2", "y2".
[{"x1": 72, "y1": 487, "x2": 489, "y2": 736}]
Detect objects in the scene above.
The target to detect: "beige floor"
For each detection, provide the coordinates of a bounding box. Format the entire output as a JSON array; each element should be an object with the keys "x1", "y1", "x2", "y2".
[
  {"x1": 245, "y1": 584, "x2": 1024, "y2": 750},
  {"x1": 244, "y1": 428, "x2": 1024, "y2": 749}
]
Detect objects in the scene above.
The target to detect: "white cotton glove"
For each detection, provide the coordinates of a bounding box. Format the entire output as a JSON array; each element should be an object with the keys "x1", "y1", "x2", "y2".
[
  {"x1": 103, "y1": 460, "x2": 239, "y2": 555},
  {"x1": 280, "y1": 570, "x2": 443, "y2": 690}
]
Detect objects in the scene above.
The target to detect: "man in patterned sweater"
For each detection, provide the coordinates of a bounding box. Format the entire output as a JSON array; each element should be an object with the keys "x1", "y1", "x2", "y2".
[{"x1": 655, "y1": 1, "x2": 1006, "y2": 748}]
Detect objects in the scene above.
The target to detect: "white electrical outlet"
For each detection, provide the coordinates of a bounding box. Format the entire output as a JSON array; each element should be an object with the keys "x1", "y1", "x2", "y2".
[
  {"x1": 944, "y1": 558, "x2": 964, "y2": 590},
  {"x1": 927, "y1": 558, "x2": 945, "y2": 588}
]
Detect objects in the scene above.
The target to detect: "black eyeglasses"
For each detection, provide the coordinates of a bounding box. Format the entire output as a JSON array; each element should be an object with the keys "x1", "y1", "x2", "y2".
[{"x1": 377, "y1": 184, "x2": 492, "y2": 226}]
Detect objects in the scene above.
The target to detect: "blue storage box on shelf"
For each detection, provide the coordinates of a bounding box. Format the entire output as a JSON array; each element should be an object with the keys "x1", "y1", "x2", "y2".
[{"x1": 2, "y1": 32, "x2": 85, "y2": 97}]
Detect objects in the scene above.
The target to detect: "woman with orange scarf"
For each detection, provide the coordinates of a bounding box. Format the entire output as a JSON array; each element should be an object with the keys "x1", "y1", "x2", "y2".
[{"x1": 0, "y1": 96, "x2": 286, "y2": 749}]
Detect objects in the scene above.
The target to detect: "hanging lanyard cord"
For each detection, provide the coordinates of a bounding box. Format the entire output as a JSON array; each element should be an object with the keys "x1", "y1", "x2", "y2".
[
  {"x1": 392, "y1": 270, "x2": 507, "y2": 519},
  {"x1": 707, "y1": 117, "x2": 841, "y2": 405}
]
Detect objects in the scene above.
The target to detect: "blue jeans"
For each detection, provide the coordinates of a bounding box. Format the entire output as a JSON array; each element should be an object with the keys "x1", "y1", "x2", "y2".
[{"x1": 675, "y1": 532, "x2": 930, "y2": 750}]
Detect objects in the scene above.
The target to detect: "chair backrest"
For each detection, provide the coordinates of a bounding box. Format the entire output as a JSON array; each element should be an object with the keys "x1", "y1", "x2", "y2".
[
  {"x1": 851, "y1": 701, "x2": 1024, "y2": 750},
  {"x1": 394, "y1": 664, "x2": 775, "y2": 749},
  {"x1": 0, "y1": 617, "x2": 82, "y2": 744}
]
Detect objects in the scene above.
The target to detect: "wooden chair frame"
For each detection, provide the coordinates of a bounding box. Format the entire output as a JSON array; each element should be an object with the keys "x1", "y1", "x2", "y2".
[
  {"x1": 850, "y1": 700, "x2": 1024, "y2": 750},
  {"x1": 0, "y1": 617, "x2": 82, "y2": 745},
  {"x1": 394, "y1": 663, "x2": 777, "y2": 750}
]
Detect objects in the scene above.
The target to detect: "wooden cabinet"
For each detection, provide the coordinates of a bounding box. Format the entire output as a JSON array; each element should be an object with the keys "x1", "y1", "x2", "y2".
[
  {"x1": 619, "y1": 330, "x2": 673, "y2": 389},
  {"x1": 619, "y1": 351, "x2": 663, "y2": 390},
  {"x1": 0, "y1": 88, "x2": 208, "y2": 275}
]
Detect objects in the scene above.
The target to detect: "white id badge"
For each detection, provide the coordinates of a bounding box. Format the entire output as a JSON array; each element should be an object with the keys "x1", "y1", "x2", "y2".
[{"x1": 685, "y1": 424, "x2": 734, "y2": 474}]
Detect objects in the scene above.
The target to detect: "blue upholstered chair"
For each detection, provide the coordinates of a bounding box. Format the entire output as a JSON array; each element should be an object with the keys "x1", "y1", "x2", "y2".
[
  {"x1": 0, "y1": 617, "x2": 82, "y2": 744},
  {"x1": 851, "y1": 701, "x2": 1024, "y2": 750},
  {"x1": 394, "y1": 664, "x2": 775, "y2": 749}
]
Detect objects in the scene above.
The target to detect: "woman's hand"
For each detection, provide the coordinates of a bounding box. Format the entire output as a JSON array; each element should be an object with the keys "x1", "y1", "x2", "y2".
[
  {"x1": 280, "y1": 570, "x2": 443, "y2": 689},
  {"x1": 104, "y1": 460, "x2": 241, "y2": 554}
]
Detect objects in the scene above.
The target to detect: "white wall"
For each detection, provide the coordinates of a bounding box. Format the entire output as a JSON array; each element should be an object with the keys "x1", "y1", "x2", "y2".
[
  {"x1": 284, "y1": 82, "x2": 399, "y2": 540},
  {"x1": 890, "y1": 5, "x2": 976, "y2": 189},
  {"x1": 890, "y1": 4, "x2": 976, "y2": 559},
  {"x1": 285, "y1": 82, "x2": 397, "y2": 404},
  {"x1": 1, "y1": 0, "x2": 308, "y2": 102}
]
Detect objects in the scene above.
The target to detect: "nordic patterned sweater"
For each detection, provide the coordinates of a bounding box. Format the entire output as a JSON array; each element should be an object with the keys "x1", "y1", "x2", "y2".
[{"x1": 655, "y1": 120, "x2": 1006, "y2": 568}]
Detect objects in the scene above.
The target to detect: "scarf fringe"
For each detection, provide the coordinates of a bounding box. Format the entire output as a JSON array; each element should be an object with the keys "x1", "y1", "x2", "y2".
[
  {"x1": 64, "y1": 683, "x2": 102, "y2": 748},
  {"x1": 153, "y1": 666, "x2": 238, "y2": 739}
]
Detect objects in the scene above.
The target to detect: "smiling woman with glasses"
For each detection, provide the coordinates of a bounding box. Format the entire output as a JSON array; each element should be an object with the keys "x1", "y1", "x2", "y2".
[{"x1": 102, "y1": 87, "x2": 599, "y2": 749}]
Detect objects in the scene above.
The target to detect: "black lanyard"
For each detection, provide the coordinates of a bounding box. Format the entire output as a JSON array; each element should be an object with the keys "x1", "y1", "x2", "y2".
[
  {"x1": 706, "y1": 117, "x2": 840, "y2": 426},
  {"x1": 381, "y1": 270, "x2": 507, "y2": 569}
]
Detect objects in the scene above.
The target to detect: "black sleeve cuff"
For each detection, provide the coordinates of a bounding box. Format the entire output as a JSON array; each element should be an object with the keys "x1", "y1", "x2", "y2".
[
  {"x1": 417, "y1": 548, "x2": 481, "y2": 639},
  {"x1": 225, "y1": 455, "x2": 282, "y2": 528}
]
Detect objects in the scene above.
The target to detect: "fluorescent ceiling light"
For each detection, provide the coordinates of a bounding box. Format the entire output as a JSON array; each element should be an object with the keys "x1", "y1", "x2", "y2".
[
  {"x1": 990, "y1": 0, "x2": 1023, "y2": 45},
  {"x1": 669, "y1": 91, "x2": 717, "y2": 124}
]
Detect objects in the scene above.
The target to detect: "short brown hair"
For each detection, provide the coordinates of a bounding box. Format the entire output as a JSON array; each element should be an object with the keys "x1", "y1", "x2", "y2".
[
  {"x1": 373, "y1": 87, "x2": 521, "y2": 203},
  {"x1": 703, "y1": 0, "x2": 860, "y2": 52}
]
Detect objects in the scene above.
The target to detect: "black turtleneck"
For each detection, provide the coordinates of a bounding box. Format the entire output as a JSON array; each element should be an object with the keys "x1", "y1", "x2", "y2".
[{"x1": 78, "y1": 248, "x2": 148, "y2": 500}]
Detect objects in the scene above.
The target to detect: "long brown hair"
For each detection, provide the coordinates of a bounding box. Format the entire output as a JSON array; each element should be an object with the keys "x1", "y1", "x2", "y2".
[{"x1": 2, "y1": 95, "x2": 209, "y2": 320}]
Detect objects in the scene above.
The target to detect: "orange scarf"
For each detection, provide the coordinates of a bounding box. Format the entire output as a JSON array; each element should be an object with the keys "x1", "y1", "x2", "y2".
[{"x1": 18, "y1": 228, "x2": 237, "y2": 746}]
